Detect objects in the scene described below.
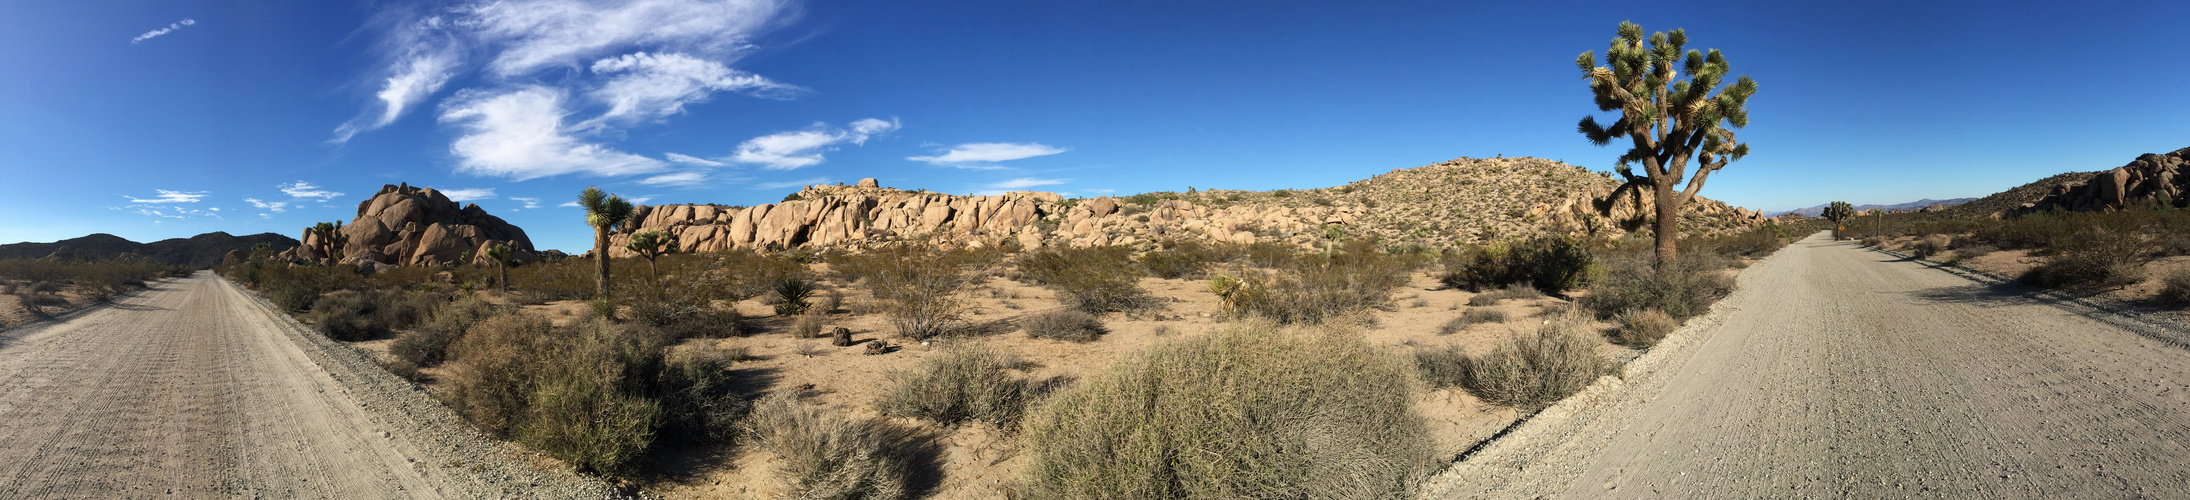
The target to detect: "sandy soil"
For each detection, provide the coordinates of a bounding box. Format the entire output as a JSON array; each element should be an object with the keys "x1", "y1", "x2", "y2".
[
  {"x1": 1423, "y1": 232, "x2": 2190, "y2": 497},
  {"x1": 0, "y1": 271, "x2": 621, "y2": 498},
  {"x1": 620, "y1": 267, "x2": 1615, "y2": 498}
]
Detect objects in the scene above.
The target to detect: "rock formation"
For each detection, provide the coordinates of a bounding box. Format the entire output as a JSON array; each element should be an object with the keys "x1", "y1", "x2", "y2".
[
  {"x1": 283, "y1": 184, "x2": 537, "y2": 269},
  {"x1": 2019, "y1": 147, "x2": 2190, "y2": 214},
  {"x1": 607, "y1": 157, "x2": 1766, "y2": 256}
]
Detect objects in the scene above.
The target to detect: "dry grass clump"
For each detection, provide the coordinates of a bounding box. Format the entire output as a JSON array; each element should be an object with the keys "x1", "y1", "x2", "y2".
[
  {"x1": 1417, "y1": 310, "x2": 1612, "y2": 409},
  {"x1": 834, "y1": 246, "x2": 998, "y2": 340},
  {"x1": 742, "y1": 393, "x2": 920, "y2": 500},
  {"x1": 1465, "y1": 283, "x2": 1543, "y2": 306},
  {"x1": 1018, "y1": 322, "x2": 1432, "y2": 499},
  {"x1": 1016, "y1": 246, "x2": 1158, "y2": 313},
  {"x1": 1911, "y1": 234, "x2": 1951, "y2": 259},
  {"x1": 1613, "y1": 309, "x2": 1678, "y2": 347},
  {"x1": 877, "y1": 342, "x2": 1029, "y2": 428},
  {"x1": 1021, "y1": 308, "x2": 1107, "y2": 342},
  {"x1": 1462, "y1": 308, "x2": 1508, "y2": 324},
  {"x1": 2020, "y1": 229, "x2": 2151, "y2": 290},
  {"x1": 792, "y1": 311, "x2": 826, "y2": 338},
  {"x1": 1582, "y1": 252, "x2": 1734, "y2": 321},
  {"x1": 1211, "y1": 239, "x2": 1415, "y2": 324}
]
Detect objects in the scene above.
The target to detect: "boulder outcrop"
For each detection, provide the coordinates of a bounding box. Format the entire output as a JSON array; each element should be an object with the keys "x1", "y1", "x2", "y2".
[
  {"x1": 607, "y1": 157, "x2": 1766, "y2": 256},
  {"x1": 2019, "y1": 147, "x2": 2190, "y2": 214},
  {"x1": 283, "y1": 184, "x2": 538, "y2": 267}
]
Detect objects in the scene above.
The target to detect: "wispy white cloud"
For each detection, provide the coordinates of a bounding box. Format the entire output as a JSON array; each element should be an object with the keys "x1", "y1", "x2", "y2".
[
  {"x1": 440, "y1": 188, "x2": 498, "y2": 202},
  {"x1": 665, "y1": 152, "x2": 727, "y2": 167},
  {"x1": 440, "y1": 87, "x2": 667, "y2": 180},
  {"x1": 559, "y1": 200, "x2": 583, "y2": 208},
  {"x1": 909, "y1": 142, "x2": 1067, "y2": 168},
  {"x1": 131, "y1": 18, "x2": 196, "y2": 44},
  {"x1": 244, "y1": 198, "x2": 289, "y2": 213},
  {"x1": 278, "y1": 181, "x2": 345, "y2": 201},
  {"x1": 462, "y1": 0, "x2": 791, "y2": 78},
  {"x1": 639, "y1": 172, "x2": 708, "y2": 187},
  {"x1": 125, "y1": 189, "x2": 207, "y2": 204},
  {"x1": 974, "y1": 178, "x2": 1066, "y2": 196},
  {"x1": 755, "y1": 177, "x2": 829, "y2": 190},
  {"x1": 584, "y1": 52, "x2": 803, "y2": 128},
  {"x1": 510, "y1": 197, "x2": 542, "y2": 210},
  {"x1": 731, "y1": 118, "x2": 900, "y2": 169},
  {"x1": 628, "y1": 196, "x2": 654, "y2": 204}
]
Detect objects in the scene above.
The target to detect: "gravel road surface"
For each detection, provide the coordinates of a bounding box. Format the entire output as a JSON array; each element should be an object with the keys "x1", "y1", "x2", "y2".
[
  {"x1": 1424, "y1": 232, "x2": 2190, "y2": 498},
  {"x1": 0, "y1": 271, "x2": 621, "y2": 499}
]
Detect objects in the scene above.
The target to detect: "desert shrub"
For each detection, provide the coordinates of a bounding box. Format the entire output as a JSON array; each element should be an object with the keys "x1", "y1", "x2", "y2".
[
  {"x1": 1021, "y1": 308, "x2": 1106, "y2": 342},
  {"x1": 657, "y1": 344, "x2": 751, "y2": 442},
  {"x1": 1019, "y1": 322, "x2": 1432, "y2": 499},
  {"x1": 792, "y1": 311, "x2": 825, "y2": 338},
  {"x1": 1424, "y1": 310, "x2": 1612, "y2": 409},
  {"x1": 0, "y1": 282, "x2": 15, "y2": 295},
  {"x1": 742, "y1": 393, "x2": 917, "y2": 500},
  {"x1": 1016, "y1": 246, "x2": 1156, "y2": 313},
  {"x1": 1582, "y1": 252, "x2": 1735, "y2": 320},
  {"x1": 390, "y1": 296, "x2": 502, "y2": 368},
  {"x1": 878, "y1": 343, "x2": 1029, "y2": 428},
  {"x1": 1912, "y1": 234, "x2": 1950, "y2": 259},
  {"x1": 2159, "y1": 268, "x2": 2190, "y2": 305},
  {"x1": 1614, "y1": 309, "x2": 1678, "y2": 347},
  {"x1": 21, "y1": 291, "x2": 68, "y2": 308},
  {"x1": 1413, "y1": 345, "x2": 1470, "y2": 389},
  {"x1": 309, "y1": 291, "x2": 382, "y2": 341},
  {"x1": 446, "y1": 313, "x2": 557, "y2": 435},
  {"x1": 836, "y1": 246, "x2": 996, "y2": 340},
  {"x1": 1703, "y1": 225, "x2": 1795, "y2": 258},
  {"x1": 444, "y1": 314, "x2": 672, "y2": 474},
  {"x1": 1954, "y1": 243, "x2": 1997, "y2": 260},
  {"x1": 1462, "y1": 308, "x2": 1508, "y2": 324},
  {"x1": 1439, "y1": 235, "x2": 1595, "y2": 294},
  {"x1": 1138, "y1": 241, "x2": 1223, "y2": 279},
  {"x1": 2020, "y1": 228, "x2": 2152, "y2": 290},
  {"x1": 1243, "y1": 241, "x2": 1297, "y2": 268},
  {"x1": 1215, "y1": 239, "x2": 1415, "y2": 324},
  {"x1": 29, "y1": 280, "x2": 61, "y2": 293},
  {"x1": 1466, "y1": 283, "x2": 1543, "y2": 306},
  {"x1": 1435, "y1": 316, "x2": 1470, "y2": 335},
  {"x1": 1859, "y1": 236, "x2": 1885, "y2": 248}
]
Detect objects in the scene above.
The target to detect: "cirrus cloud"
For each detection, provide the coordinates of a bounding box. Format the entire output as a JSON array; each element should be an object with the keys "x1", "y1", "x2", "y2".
[
  {"x1": 909, "y1": 142, "x2": 1067, "y2": 168},
  {"x1": 730, "y1": 118, "x2": 901, "y2": 170}
]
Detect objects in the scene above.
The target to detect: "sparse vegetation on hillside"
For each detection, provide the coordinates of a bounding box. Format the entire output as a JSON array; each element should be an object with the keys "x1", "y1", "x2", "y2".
[
  {"x1": 1018, "y1": 322, "x2": 1432, "y2": 499},
  {"x1": 1015, "y1": 246, "x2": 1157, "y2": 313},
  {"x1": 834, "y1": 245, "x2": 1000, "y2": 339}
]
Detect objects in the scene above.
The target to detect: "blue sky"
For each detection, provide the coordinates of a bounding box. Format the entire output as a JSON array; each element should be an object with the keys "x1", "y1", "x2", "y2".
[{"x1": 3, "y1": 0, "x2": 2186, "y2": 253}]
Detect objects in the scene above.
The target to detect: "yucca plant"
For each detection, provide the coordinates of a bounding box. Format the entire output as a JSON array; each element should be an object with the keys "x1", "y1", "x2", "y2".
[
  {"x1": 773, "y1": 278, "x2": 816, "y2": 316},
  {"x1": 625, "y1": 230, "x2": 676, "y2": 284},
  {"x1": 1576, "y1": 21, "x2": 1758, "y2": 268}
]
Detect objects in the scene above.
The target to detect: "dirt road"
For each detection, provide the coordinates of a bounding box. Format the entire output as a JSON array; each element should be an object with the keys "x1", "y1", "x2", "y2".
[
  {"x1": 1425, "y1": 232, "x2": 2190, "y2": 498},
  {"x1": 0, "y1": 271, "x2": 619, "y2": 498}
]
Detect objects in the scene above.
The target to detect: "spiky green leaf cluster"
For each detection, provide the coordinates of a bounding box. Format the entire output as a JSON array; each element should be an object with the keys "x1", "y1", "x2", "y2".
[
  {"x1": 1822, "y1": 201, "x2": 1856, "y2": 224},
  {"x1": 1574, "y1": 21, "x2": 1756, "y2": 197},
  {"x1": 577, "y1": 187, "x2": 635, "y2": 231}
]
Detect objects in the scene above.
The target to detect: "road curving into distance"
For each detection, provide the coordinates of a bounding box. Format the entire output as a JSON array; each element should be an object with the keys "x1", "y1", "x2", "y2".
[
  {"x1": 0, "y1": 271, "x2": 620, "y2": 499},
  {"x1": 1424, "y1": 231, "x2": 2190, "y2": 498}
]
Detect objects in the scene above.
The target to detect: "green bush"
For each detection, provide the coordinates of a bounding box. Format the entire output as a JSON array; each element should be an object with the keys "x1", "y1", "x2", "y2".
[
  {"x1": 1422, "y1": 310, "x2": 1611, "y2": 409},
  {"x1": 443, "y1": 314, "x2": 672, "y2": 475},
  {"x1": 390, "y1": 296, "x2": 501, "y2": 368},
  {"x1": 1021, "y1": 308, "x2": 1106, "y2": 342},
  {"x1": 1214, "y1": 239, "x2": 1415, "y2": 324},
  {"x1": 773, "y1": 278, "x2": 817, "y2": 315},
  {"x1": 308, "y1": 289, "x2": 436, "y2": 341},
  {"x1": 878, "y1": 342, "x2": 1029, "y2": 428},
  {"x1": 1138, "y1": 241, "x2": 1227, "y2": 279},
  {"x1": 1439, "y1": 235, "x2": 1595, "y2": 294},
  {"x1": 1019, "y1": 322, "x2": 1432, "y2": 499},
  {"x1": 658, "y1": 345, "x2": 751, "y2": 442},
  {"x1": 1581, "y1": 253, "x2": 1735, "y2": 320},
  {"x1": 742, "y1": 393, "x2": 917, "y2": 500},
  {"x1": 2020, "y1": 228, "x2": 2151, "y2": 290},
  {"x1": 1017, "y1": 246, "x2": 1156, "y2": 313}
]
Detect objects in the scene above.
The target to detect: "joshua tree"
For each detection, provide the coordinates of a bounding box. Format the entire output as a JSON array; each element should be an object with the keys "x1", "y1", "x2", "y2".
[
  {"x1": 1822, "y1": 201, "x2": 1856, "y2": 238},
  {"x1": 486, "y1": 243, "x2": 514, "y2": 293},
  {"x1": 577, "y1": 187, "x2": 636, "y2": 300},
  {"x1": 624, "y1": 230, "x2": 676, "y2": 283},
  {"x1": 1576, "y1": 21, "x2": 1757, "y2": 267},
  {"x1": 306, "y1": 221, "x2": 349, "y2": 264}
]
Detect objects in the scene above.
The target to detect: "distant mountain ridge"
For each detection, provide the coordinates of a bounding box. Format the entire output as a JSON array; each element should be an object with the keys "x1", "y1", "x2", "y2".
[
  {"x1": 1768, "y1": 198, "x2": 1977, "y2": 218},
  {"x1": 0, "y1": 231, "x2": 300, "y2": 267}
]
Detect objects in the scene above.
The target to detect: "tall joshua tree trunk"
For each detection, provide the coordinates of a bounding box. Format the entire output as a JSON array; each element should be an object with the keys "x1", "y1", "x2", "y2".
[{"x1": 1654, "y1": 180, "x2": 1680, "y2": 265}]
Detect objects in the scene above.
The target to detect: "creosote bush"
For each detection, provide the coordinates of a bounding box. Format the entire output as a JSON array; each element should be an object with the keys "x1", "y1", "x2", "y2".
[
  {"x1": 742, "y1": 393, "x2": 918, "y2": 500},
  {"x1": 308, "y1": 289, "x2": 436, "y2": 341},
  {"x1": 1581, "y1": 252, "x2": 1735, "y2": 321},
  {"x1": 1021, "y1": 308, "x2": 1107, "y2": 342},
  {"x1": 1212, "y1": 238, "x2": 1415, "y2": 324},
  {"x1": 1018, "y1": 322, "x2": 1432, "y2": 499},
  {"x1": 2019, "y1": 228, "x2": 2150, "y2": 290},
  {"x1": 1138, "y1": 241, "x2": 1233, "y2": 279},
  {"x1": 1419, "y1": 310, "x2": 1612, "y2": 409},
  {"x1": 1439, "y1": 235, "x2": 1596, "y2": 294},
  {"x1": 835, "y1": 246, "x2": 998, "y2": 340},
  {"x1": 1016, "y1": 246, "x2": 1157, "y2": 313},
  {"x1": 878, "y1": 342, "x2": 1029, "y2": 429},
  {"x1": 390, "y1": 296, "x2": 501, "y2": 369}
]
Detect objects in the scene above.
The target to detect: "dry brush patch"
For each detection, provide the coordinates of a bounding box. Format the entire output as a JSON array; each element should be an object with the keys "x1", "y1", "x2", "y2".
[{"x1": 1416, "y1": 310, "x2": 1614, "y2": 410}]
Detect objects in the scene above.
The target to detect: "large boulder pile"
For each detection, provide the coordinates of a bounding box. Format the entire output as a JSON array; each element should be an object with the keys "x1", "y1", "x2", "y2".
[
  {"x1": 2019, "y1": 147, "x2": 2190, "y2": 214},
  {"x1": 609, "y1": 160, "x2": 1767, "y2": 256},
  {"x1": 283, "y1": 184, "x2": 537, "y2": 269}
]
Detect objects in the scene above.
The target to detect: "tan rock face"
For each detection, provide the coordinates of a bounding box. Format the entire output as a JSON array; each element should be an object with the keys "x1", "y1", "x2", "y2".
[{"x1": 303, "y1": 184, "x2": 537, "y2": 266}]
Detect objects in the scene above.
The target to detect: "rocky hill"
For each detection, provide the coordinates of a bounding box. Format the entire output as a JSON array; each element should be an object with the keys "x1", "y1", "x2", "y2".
[
  {"x1": 1940, "y1": 171, "x2": 2099, "y2": 219},
  {"x1": 278, "y1": 184, "x2": 537, "y2": 273},
  {"x1": 1770, "y1": 198, "x2": 1976, "y2": 218},
  {"x1": 2010, "y1": 147, "x2": 2190, "y2": 215},
  {"x1": 0, "y1": 231, "x2": 297, "y2": 267},
  {"x1": 605, "y1": 156, "x2": 1768, "y2": 256}
]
